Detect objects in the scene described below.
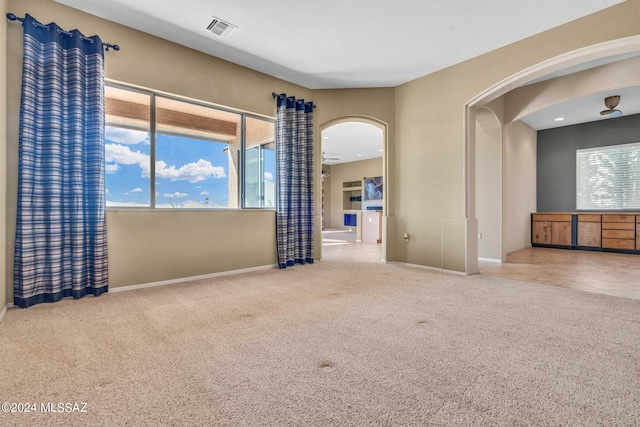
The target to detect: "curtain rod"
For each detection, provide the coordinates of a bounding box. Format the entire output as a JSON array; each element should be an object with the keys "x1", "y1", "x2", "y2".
[
  {"x1": 6, "y1": 13, "x2": 120, "y2": 52},
  {"x1": 272, "y1": 92, "x2": 316, "y2": 108}
]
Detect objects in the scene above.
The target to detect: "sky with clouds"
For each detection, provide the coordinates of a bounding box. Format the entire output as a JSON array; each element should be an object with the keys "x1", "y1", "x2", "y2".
[{"x1": 105, "y1": 126, "x2": 274, "y2": 208}]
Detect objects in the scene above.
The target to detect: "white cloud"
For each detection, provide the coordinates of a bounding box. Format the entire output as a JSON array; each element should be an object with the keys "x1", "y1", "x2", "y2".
[
  {"x1": 105, "y1": 143, "x2": 151, "y2": 176},
  {"x1": 163, "y1": 192, "x2": 188, "y2": 198},
  {"x1": 105, "y1": 127, "x2": 149, "y2": 145},
  {"x1": 200, "y1": 191, "x2": 209, "y2": 196},
  {"x1": 156, "y1": 159, "x2": 226, "y2": 183},
  {"x1": 130, "y1": 188, "x2": 143, "y2": 193},
  {"x1": 105, "y1": 163, "x2": 119, "y2": 174},
  {"x1": 264, "y1": 172, "x2": 274, "y2": 182},
  {"x1": 106, "y1": 144, "x2": 226, "y2": 183}
]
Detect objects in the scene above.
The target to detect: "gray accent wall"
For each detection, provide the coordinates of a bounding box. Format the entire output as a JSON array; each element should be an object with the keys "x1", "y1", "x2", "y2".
[{"x1": 537, "y1": 113, "x2": 640, "y2": 212}]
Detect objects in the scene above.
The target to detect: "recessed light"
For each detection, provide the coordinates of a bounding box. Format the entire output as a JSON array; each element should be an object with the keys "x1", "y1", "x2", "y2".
[
  {"x1": 358, "y1": 154, "x2": 362, "y2": 157},
  {"x1": 378, "y1": 149, "x2": 383, "y2": 152},
  {"x1": 554, "y1": 117, "x2": 565, "y2": 122}
]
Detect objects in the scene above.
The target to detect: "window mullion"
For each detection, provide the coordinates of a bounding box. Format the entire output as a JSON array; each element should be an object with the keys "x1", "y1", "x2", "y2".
[{"x1": 150, "y1": 93, "x2": 157, "y2": 208}]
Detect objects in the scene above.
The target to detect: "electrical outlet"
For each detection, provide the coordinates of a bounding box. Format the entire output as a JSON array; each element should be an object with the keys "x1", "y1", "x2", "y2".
[{"x1": 404, "y1": 233, "x2": 410, "y2": 242}]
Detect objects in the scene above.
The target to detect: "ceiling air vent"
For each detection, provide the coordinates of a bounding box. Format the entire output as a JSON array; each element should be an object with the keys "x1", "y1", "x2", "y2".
[{"x1": 206, "y1": 17, "x2": 236, "y2": 38}]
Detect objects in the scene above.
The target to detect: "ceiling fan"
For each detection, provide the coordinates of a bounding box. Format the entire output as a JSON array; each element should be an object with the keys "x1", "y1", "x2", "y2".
[
  {"x1": 600, "y1": 95, "x2": 622, "y2": 118},
  {"x1": 322, "y1": 152, "x2": 340, "y2": 162}
]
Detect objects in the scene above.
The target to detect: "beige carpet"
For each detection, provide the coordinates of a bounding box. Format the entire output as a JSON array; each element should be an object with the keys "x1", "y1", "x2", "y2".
[{"x1": 1, "y1": 262, "x2": 639, "y2": 426}]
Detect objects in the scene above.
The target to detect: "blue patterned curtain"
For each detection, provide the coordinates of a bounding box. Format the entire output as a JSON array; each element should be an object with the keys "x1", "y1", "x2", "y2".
[
  {"x1": 14, "y1": 14, "x2": 109, "y2": 308},
  {"x1": 275, "y1": 95, "x2": 315, "y2": 268}
]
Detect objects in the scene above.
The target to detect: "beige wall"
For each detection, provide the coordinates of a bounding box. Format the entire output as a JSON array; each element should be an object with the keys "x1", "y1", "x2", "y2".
[
  {"x1": 394, "y1": 0, "x2": 640, "y2": 272},
  {"x1": 503, "y1": 121, "x2": 537, "y2": 255},
  {"x1": 4, "y1": 0, "x2": 395, "y2": 295},
  {"x1": 1, "y1": 0, "x2": 7, "y2": 309},
  {"x1": 476, "y1": 109, "x2": 502, "y2": 261},
  {"x1": 324, "y1": 157, "x2": 383, "y2": 230},
  {"x1": 106, "y1": 210, "x2": 277, "y2": 287}
]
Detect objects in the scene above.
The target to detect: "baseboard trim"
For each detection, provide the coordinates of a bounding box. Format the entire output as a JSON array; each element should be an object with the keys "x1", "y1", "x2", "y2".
[
  {"x1": 478, "y1": 257, "x2": 503, "y2": 264},
  {"x1": 110, "y1": 264, "x2": 279, "y2": 294},
  {"x1": 388, "y1": 262, "x2": 467, "y2": 276}
]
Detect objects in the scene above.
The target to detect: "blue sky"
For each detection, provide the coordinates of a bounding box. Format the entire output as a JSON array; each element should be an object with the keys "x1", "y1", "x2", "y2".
[
  {"x1": 105, "y1": 126, "x2": 231, "y2": 207},
  {"x1": 105, "y1": 125, "x2": 275, "y2": 208}
]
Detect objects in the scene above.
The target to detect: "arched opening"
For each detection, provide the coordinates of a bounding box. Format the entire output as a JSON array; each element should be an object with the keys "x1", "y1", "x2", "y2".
[
  {"x1": 465, "y1": 35, "x2": 640, "y2": 275},
  {"x1": 318, "y1": 117, "x2": 388, "y2": 263}
]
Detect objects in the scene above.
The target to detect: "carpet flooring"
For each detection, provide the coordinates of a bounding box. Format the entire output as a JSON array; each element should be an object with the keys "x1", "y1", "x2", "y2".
[{"x1": 0, "y1": 261, "x2": 639, "y2": 426}]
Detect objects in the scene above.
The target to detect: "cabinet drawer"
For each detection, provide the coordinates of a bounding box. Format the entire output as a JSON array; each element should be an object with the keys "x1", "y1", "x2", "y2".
[
  {"x1": 602, "y1": 214, "x2": 634, "y2": 223},
  {"x1": 532, "y1": 214, "x2": 572, "y2": 222},
  {"x1": 602, "y1": 239, "x2": 635, "y2": 250},
  {"x1": 602, "y1": 222, "x2": 635, "y2": 230},
  {"x1": 578, "y1": 214, "x2": 601, "y2": 222},
  {"x1": 602, "y1": 229, "x2": 635, "y2": 239}
]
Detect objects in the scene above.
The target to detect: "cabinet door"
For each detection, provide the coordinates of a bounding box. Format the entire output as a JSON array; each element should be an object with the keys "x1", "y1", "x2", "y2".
[
  {"x1": 532, "y1": 221, "x2": 551, "y2": 244},
  {"x1": 577, "y1": 222, "x2": 601, "y2": 247},
  {"x1": 551, "y1": 221, "x2": 572, "y2": 246}
]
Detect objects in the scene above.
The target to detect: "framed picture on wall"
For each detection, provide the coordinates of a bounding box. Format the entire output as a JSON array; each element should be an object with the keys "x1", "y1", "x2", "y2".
[{"x1": 364, "y1": 176, "x2": 383, "y2": 201}]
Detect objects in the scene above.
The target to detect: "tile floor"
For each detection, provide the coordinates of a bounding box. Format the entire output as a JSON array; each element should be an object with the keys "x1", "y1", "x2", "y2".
[
  {"x1": 321, "y1": 229, "x2": 383, "y2": 263},
  {"x1": 480, "y1": 247, "x2": 640, "y2": 301},
  {"x1": 322, "y1": 231, "x2": 640, "y2": 301}
]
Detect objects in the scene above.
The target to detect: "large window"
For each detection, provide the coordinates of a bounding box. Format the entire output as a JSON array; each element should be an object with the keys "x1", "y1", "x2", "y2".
[
  {"x1": 244, "y1": 116, "x2": 276, "y2": 208},
  {"x1": 105, "y1": 87, "x2": 151, "y2": 207},
  {"x1": 105, "y1": 84, "x2": 275, "y2": 209},
  {"x1": 576, "y1": 142, "x2": 640, "y2": 210}
]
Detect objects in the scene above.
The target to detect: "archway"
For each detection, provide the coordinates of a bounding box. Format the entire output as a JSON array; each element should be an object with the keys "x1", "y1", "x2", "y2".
[
  {"x1": 464, "y1": 35, "x2": 640, "y2": 274},
  {"x1": 318, "y1": 117, "x2": 389, "y2": 263}
]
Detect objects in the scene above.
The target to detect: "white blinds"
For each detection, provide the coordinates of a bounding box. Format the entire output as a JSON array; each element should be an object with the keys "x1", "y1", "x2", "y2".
[{"x1": 576, "y1": 142, "x2": 640, "y2": 210}]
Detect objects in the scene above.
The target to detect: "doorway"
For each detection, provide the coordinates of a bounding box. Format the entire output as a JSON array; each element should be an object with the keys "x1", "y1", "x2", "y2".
[
  {"x1": 465, "y1": 35, "x2": 640, "y2": 278},
  {"x1": 320, "y1": 119, "x2": 386, "y2": 263}
]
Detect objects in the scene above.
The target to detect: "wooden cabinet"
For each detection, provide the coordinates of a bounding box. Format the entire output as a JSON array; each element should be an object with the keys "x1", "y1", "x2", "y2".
[
  {"x1": 602, "y1": 214, "x2": 635, "y2": 250},
  {"x1": 577, "y1": 214, "x2": 601, "y2": 247},
  {"x1": 531, "y1": 214, "x2": 571, "y2": 246},
  {"x1": 551, "y1": 221, "x2": 572, "y2": 246},
  {"x1": 532, "y1": 221, "x2": 551, "y2": 244},
  {"x1": 531, "y1": 212, "x2": 640, "y2": 254}
]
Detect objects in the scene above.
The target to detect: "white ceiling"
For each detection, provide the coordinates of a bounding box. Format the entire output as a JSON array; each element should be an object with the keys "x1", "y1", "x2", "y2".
[
  {"x1": 322, "y1": 123, "x2": 383, "y2": 166},
  {"x1": 521, "y1": 86, "x2": 640, "y2": 131},
  {"x1": 54, "y1": 0, "x2": 637, "y2": 160},
  {"x1": 56, "y1": 0, "x2": 623, "y2": 89},
  {"x1": 520, "y1": 52, "x2": 640, "y2": 130}
]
